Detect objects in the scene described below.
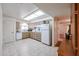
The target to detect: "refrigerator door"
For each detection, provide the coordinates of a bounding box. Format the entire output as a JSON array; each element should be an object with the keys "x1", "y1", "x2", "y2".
[{"x1": 41, "y1": 24, "x2": 50, "y2": 45}]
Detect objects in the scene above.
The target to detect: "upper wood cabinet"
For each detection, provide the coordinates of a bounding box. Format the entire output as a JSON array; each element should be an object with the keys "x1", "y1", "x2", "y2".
[{"x1": 16, "y1": 22, "x2": 20, "y2": 32}]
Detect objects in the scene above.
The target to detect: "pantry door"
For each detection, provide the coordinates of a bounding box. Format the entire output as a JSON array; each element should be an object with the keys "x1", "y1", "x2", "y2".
[{"x1": 3, "y1": 18, "x2": 16, "y2": 43}]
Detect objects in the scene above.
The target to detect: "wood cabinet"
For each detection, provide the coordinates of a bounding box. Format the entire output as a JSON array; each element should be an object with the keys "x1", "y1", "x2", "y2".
[
  {"x1": 30, "y1": 32, "x2": 41, "y2": 41},
  {"x1": 22, "y1": 32, "x2": 41, "y2": 41},
  {"x1": 16, "y1": 22, "x2": 20, "y2": 32},
  {"x1": 22, "y1": 32, "x2": 30, "y2": 39}
]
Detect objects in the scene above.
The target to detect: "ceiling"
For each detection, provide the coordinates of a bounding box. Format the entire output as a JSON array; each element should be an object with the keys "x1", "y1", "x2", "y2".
[
  {"x1": 35, "y1": 3, "x2": 71, "y2": 17},
  {"x1": 2, "y1": 3, "x2": 38, "y2": 20},
  {"x1": 2, "y1": 3, "x2": 71, "y2": 22}
]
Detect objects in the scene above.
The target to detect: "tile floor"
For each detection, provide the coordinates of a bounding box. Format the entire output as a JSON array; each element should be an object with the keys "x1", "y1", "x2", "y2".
[{"x1": 3, "y1": 38, "x2": 58, "y2": 56}]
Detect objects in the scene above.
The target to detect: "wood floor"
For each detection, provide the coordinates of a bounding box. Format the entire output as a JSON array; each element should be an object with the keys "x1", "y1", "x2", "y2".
[{"x1": 3, "y1": 38, "x2": 58, "y2": 56}]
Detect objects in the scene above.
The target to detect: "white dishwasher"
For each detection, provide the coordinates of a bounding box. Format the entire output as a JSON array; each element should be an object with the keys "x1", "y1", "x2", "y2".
[{"x1": 16, "y1": 32, "x2": 22, "y2": 40}]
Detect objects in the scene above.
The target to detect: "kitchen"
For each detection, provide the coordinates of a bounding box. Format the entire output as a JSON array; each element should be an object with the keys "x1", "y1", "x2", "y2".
[{"x1": 16, "y1": 18, "x2": 53, "y2": 46}]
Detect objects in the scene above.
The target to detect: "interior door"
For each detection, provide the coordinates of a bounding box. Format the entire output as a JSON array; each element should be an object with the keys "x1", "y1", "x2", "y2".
[{"x1": 3, "y1": 19, "x2": 16, "y2": 43}]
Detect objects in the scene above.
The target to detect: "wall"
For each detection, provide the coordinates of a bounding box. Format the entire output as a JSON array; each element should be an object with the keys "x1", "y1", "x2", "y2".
[{"x1": 0, "y1": 4, "x2": 3, "y2": 56}]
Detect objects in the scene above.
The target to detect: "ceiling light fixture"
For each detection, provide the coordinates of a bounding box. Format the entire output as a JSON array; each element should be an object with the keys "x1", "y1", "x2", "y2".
[{"x1": 24, "y1": 10, "x2": 45, "y2": 21}]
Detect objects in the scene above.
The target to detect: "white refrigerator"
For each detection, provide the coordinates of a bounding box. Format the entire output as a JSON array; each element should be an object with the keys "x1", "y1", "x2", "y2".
[{"x1": 40, "y1": 24, "x2": 51, "y2": 45}]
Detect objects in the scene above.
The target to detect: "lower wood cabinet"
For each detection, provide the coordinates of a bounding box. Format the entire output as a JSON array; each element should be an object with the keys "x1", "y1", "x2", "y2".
[
  {"x1": 22, "y1": 32, "x2": 30, "y2": 39},
  {"x1": 30, "y1": 32, "x2": 41, "y2": 41},
  {"x1": 22, "y1": 32, "x2": 41, "y2": 41}
]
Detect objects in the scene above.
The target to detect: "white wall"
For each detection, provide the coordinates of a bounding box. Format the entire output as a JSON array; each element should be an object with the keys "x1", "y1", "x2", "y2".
[{"x1": 0, "y1": 4, "x2": 3, "y2": 56}]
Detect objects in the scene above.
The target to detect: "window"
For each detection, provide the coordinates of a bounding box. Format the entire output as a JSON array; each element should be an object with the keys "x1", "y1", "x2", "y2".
[
  {"x1": 21, "y1": 23, "x2": 28, "y2": 32},
  {"x1": 24, "y1": 10, "x2": 45, "y2": 21}
]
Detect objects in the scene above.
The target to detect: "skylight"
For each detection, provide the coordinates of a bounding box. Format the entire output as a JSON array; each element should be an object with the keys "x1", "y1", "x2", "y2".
[{"x1": 24, "y1": 10, "x2": 45, "y2": 21}]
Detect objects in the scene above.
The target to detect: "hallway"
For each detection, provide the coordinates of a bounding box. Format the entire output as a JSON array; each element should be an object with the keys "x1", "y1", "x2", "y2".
[{"x1": 3, "y1": 38, "x2": 58, "y2": 56}]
